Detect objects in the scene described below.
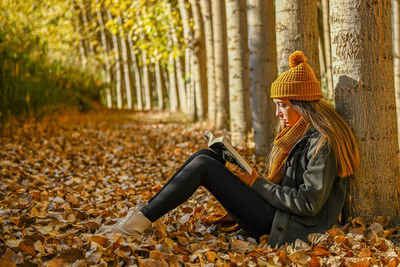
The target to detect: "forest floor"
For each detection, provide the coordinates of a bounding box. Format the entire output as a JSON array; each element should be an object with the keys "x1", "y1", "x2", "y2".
[{"x1": 0, "y1": 110, "x2": 399, "y2": 266}]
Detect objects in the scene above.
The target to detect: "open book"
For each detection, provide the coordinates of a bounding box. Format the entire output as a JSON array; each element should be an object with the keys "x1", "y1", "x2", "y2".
[{"x1": 204, "y1": 131, "x2": 252, "y2": 174}]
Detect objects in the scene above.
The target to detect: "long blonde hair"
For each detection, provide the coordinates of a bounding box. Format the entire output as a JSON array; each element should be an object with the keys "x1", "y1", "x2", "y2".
[{"x1": 266, "y1": 99, "x2": 359, "y2": 178}]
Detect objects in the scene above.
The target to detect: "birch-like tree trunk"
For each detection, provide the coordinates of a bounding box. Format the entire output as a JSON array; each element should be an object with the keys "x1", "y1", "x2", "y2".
[
  {"x1": 225, "y1": 0, "x2": 251, "y2": 146},
  {"x1": 200, "y1": 0, "x2": 216, "y2": 125},
  {"x1": 178, "y1": 0, "x2": 194, "y2": 117},
  {"x1": 77, "y1": 0, "x2": 95, "y2": 58},
  {"x1": 161, "y1": 64, "x2": 170, "y2": 97},
  {"x1": 247, "y1": 0, "x2": 277, "y2": 157},
  {"x1": 393, "y1": 0, "x2": 400, "y2": 145},
  {"x1": 167, "y1": 3, "x2": 187, "y2": 113},
  {"x1": 168, "y1": 53, "x2": 179, "y2": 112},
  {"x1": 142, "y1": 51, "x2": 152, "y2": 110},
  {"x1": 127, "y1": 34, "x2": 143, "y2": 110},
  {"x1": 275, "y1": 0, "x2": 320, "y2": 79},
  {"x1": 211, "y1": 0, "x2": 229, "y2": 129},
  {"x1": 155, "y1": 60, "x2": 165, "y2": 110},
  {"x1": 106, "y1": 10, "x2": 123, "y2": 109},
  {"x1": 96, "y1": 5, "x2": 112, "y2": 108},
  {"x1": 119, "y1": 17, "x2": 133, "y2": 110},
  {"x1": 71, "y1": 1, "x2": 88, "y2": 67},
  {"x1": 190, "y1": 0, "x2": 207, "y2": 120},
  {"x1": 321, "y1": 0, "x2": 333, "y2": 99},
  {"x1": 331, "y1": 0, "x2": 400, "y2": 221}
]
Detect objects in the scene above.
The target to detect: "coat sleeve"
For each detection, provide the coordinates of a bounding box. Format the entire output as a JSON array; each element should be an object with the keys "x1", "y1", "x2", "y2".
[{"x1": 251, "y1": 140, "x2": 338, "y2": 217}]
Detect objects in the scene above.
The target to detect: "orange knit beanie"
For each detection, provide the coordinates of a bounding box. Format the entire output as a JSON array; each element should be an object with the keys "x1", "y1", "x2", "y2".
[{"x1": 271, "y1": 51, "x2": 322, "y2": 101}]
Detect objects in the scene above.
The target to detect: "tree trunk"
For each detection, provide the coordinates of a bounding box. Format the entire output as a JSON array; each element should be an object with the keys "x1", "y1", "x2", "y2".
[
  {"x1": 168, "y1": 54, "x2": 179, "y2": 112},
  {"x1": 127, "y1": 34, "x2": 143, "y2": 111},
  {"x1": 318, "y1": 37, "x2": 326, "y2": 83},
  {"x1": 142, "y1": 51, "x2": 152, "y2": 110},
  {"x1": 70, "y1": 1, "x2": 88, "y2": 66},
  {"x1": 178, "y1": 0, "x2": 192, "y2": 115},
  {"x1": 200, "y1": 0, "x2": 216, "y2": 125},
  {"x1": 190, "y1": 0, "x2": 207, "y2": 121},
  {"x1": 106, "y1": 10, "x2": 123, "y2": 109},
  {"x1": 161, "y1": 64, "x2": 170, "y2": 98},
  {"x1": 95, "y1": 5, "x2": 112, "y2": 108},
  {"x1": 77, "y1": 0, "x2": 95, "y2": 57},
  {"x1": 331, "y1": 0, "x2": 400, "y2": 222},
  {"x1": 187, "y1": 55, "x2": 197, "y2": 118},
  {"x1": 155, "y1": 60, "x2": 165, "y2": 110},
  {"x1": 119, "y1": 17, "x2": 133, "y2": 110},
  {"x1": 275, "y1": 0, "x2": 320, "y2": 79},
  {"x1": 225, "y1": 0, "x2": 251, "y2": 146},
  {"x1": 247, "y1": 0, "x2": 277, "y2": 157},
  {"x1": 211, "y1": 0, "x2": 229, "y2": 129},
  {"x1": 321, "y1": 0, "x2": 333, "y2": 99},
  {"x1": 167, "y1": 3, "x2": 187, "y2": 113},
  {"x1": 393, "y1": 0, "x2": 400, "y2": 146}
]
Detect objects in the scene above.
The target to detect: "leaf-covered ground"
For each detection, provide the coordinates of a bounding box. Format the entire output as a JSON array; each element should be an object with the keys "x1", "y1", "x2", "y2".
[{"x1": 1, "y1": 110, "x2": 400, "y2": 266}]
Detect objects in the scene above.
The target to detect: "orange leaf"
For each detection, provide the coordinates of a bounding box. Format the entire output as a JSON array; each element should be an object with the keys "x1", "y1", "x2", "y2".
[
  {"x1": 375, "y1": 240, "x2": 389, "y2": 252},
  {"x1": 88, "y1": 235, "x2": 111, "y2": 247},
  {"x1": 350, "y1": 258, "x2": 370, "y2": 267},
  {"x1": 358, "y1": 248, "x2": 372, "y2": 258},
  {"x1": 205, "y1": 251, "x2": 217, "y2": 262},
  {"x1": 352, "y1": 217, "x2": 367, "y2": 228},
  {"x1": 312, "y1": 245, "x2": 330, "y2": 257},
  {"x1": 18, "y1": 240, "x2": 36, "y2": 257},
  {"x1": 327, "y1": 228, "x2": 345, "y2": 237},
  {"x1": 230, "y1": 239, "x2": 249, "y2": 255},
  {"x1": 308, "y1": 257, "x2": 321, "y2": 267}
]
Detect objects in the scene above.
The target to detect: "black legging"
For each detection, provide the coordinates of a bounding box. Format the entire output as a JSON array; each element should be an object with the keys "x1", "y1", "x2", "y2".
[{"x1": 140, "y1": 149, "x2": 276, "y2": 240}]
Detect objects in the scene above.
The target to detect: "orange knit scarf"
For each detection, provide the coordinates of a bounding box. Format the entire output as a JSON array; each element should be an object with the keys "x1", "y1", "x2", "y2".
[{"x1": 267, "y1": 117, "x2": 310, "y2": 184}]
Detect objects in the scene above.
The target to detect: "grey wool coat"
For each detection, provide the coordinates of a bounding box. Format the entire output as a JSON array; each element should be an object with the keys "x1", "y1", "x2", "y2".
[{"x1": 250, "y1": 127, "x2": 349, "y2": 247}]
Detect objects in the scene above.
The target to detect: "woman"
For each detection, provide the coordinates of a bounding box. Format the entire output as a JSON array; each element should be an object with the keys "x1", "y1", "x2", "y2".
[{"x1": 98, "y1": 51, "x2": 359, "y2": 247}]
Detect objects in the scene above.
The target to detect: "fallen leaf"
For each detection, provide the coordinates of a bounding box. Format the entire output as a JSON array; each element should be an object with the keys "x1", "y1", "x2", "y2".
[
  {"x1": 358, "y1": 248, "x2": 372, "y2": 258},
  {"x1": 230, "y1": 239, "x2": 249, "y2": 254},
  {"x1": 312, "y1": 245, "x2": 330, "y2": 257},
  {"x1": 205, "y1": 251, "x2": 217, "y2": 262},
  {"x1": 88, "y1": 235, "x2": 111, "y2": 248}
]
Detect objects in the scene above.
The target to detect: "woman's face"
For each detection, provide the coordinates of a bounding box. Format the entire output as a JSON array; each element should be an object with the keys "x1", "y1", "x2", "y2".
[{"x1": 273, "y1": 99, "x2": 301, "y2": 127}]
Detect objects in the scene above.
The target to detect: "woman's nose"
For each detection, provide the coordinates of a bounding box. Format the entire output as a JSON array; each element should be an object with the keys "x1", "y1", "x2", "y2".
[{"x1": 275, "y1": 107, "x2": 281, "y2": 117}]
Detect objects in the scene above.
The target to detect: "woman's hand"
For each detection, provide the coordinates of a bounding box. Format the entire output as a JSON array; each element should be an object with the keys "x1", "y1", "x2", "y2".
[{"x1": 225, "y1": 161, "x2": 260, "y2": 187}]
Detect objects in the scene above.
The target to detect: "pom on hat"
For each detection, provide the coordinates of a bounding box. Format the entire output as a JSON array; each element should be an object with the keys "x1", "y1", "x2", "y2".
[{"x1": 289, "y1": 51, "x2": 307, "y2": 68}]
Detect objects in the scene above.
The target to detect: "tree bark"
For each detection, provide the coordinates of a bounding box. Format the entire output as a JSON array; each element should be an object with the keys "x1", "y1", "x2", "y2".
[
  {"x1": 190, "y1": 0, "x2": 207, "y2": 120},
  {"x1": 142, "y1": 51, "x2": 152, "y2": 110},
  {"x1": 211, "y1": 0, "x2": 229, "y2": 129},
  {"x1": 225, "y1": 0, "x2": 251, "y2": 146},
  {"x1": 127, "y1": 34, "x2": 143, "y2": 111},
  {"x1": 167, "y1": 3, "x2": 187, "y2": 113},
  {"x1": 77, "y1": 0, "x2": 95, "y2": 57},
  {"x1": 161, "y1": 64, "x2": 170, "y2": 98},
  {"x1": 119, "y1": 17, "x2": 133, "y2": 110},
  {"x1": 275, "y1": 0, "x2": 320, "y2": 79},
  {"x1": 393, "y1": 0, "x2": 400, "y2": 146},
  {"x1": 247, "y1": 0, "x2": 277, "y2": 157},
  {"x1": 106, "y1": 10, "x2": 123, "y2": 109},
  {"x1": 321, "y1": 0, "x2": 333, "y2": 99},
  {"x1": 178, "y1": 0, "x2": 192, "y2": 115},
  {"x1": 95, "y1": 5, "x2": 112, "y2": 108},
  {"x1": 330, "y1": 0, "x2": 400, "y2": 222},
  {"x1": 200, "y1": 0, "x2": 216, "y2": 125},
  {"x1": 70, "y1": 0, "x2": 88, "y2": 66},
  {"x1": 155, "y1": 60, "x2": 165, "y2": 110},
  {"x1": 168, "y1": 53, "x2": 179, "y2": 112}
]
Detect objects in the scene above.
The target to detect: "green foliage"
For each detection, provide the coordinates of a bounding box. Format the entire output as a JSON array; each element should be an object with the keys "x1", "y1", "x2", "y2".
[{"x1": 0, "y1": 0, "x2": 103, "y2": 127}]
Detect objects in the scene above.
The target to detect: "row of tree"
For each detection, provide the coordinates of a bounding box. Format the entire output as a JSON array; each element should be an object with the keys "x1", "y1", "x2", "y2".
[{"x1": 71, "y1": 0, "x2": 400, "y2": 222}]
